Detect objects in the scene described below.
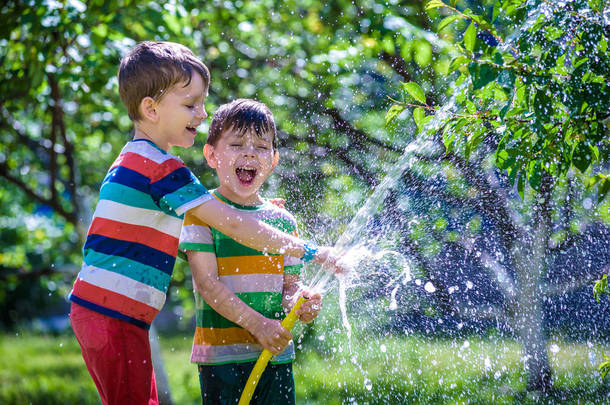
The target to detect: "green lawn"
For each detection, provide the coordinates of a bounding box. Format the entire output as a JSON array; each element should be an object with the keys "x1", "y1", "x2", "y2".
[{"x1": 1, "y1": 331, "x2": 608, "y2": 404}]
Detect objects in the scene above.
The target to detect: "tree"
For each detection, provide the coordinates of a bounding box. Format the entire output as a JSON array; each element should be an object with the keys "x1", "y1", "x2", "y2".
[{"x1": 386, "y1": 0, "x2": 609, "y2": 392}]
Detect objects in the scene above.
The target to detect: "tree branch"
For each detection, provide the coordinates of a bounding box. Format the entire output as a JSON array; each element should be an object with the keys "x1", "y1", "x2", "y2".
[
  {"x1": 441, "y1": 152, "x2": 520, "y2": 251},
  {"x1": 378, "y1": 50, "x2": 437, "y2": 106},
  {"x1": 278, "y1": 130, "x2": 377, "y2": 186},
  {"x1": 0, "y1": 161, "x2": 77, "y2": 224}
]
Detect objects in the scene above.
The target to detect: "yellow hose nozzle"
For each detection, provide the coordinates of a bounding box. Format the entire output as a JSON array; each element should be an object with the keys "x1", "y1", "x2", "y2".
[{"x1": 238, "y1": 295, "x2": 309, "y2": 405}]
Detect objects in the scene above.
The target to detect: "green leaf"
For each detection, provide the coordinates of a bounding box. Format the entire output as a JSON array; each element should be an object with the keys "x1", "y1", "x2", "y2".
[
  {"x1": 438, "y1": 15, "x2": 462, "y2": 32},
  {"x1": 468, "y1": 62, "x2": 498, "y2": 90},
  {"x1": 593, "y1": 274, "x2": 609, "y2": 302},
  {"x1": 401, "y1": 82, "x2": 427, "y2": 104},
  {"x1": 533, "y1": 89, "x2": 552, "y2": 121},
  {"x1": 528, "y1": 161, "x2": 542, "y2": 191},
  {"x1": 517, "y1": 172, "x2": 525, "y2": 200},
  {"x1": 385, "y1": 104, "x2": 405, "y2": 125},
  {"x1": 449, "y1": 56, "x2": 469, "y2": 73},
  {"x1": 465, "y1": 136, "x2": 472, "y2": 163},
  {"x1": 600, "y1": 355, "x2": 610, "y2": 379},
  {"x1": 413, "y1": 107, "x2": 425, "y2": 129},
  {"x1": 599, "y1": 177, "x2": 610, "y2": 203},
  {"x1": 425, "y1": 0, "x2": 447, "y2": 11},
  {"x1": 464, "y1": 23, "x2": 476, "y2": 52},
  {"x1": 491, "y1": 1, "x2": 501, "y2": 22},
  {"x1": 572, "y1": 142, "x2": 592, "y2": 173},
  {"x1": 442, "y1": 123, "x2": 457, "y2": 153}
]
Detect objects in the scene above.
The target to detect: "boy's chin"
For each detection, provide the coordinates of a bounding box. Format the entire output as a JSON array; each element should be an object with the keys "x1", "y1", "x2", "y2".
[{"x1": 222, "y1": 183, "x2": 259, "y2": 200}]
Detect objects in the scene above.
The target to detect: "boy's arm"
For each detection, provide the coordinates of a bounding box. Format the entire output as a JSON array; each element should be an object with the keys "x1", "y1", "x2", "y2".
[
  {"x1": 188, "y1": 250, "x2": 292, "y2": 355},
  {"x1": 190, "y1": 199, "x2": 323, "y2": 261}
]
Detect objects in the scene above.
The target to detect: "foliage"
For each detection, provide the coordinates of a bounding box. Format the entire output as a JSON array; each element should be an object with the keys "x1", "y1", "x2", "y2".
[
  {"x1": 389, "y1": 0, "x2": 609, "y2": 201},
  {"x1": 593, "y1": 273, "x2": 609, "y2": 303},
  {"x1": 384, "y1": 0, "x2": 610, "y2": 392},
  {"x1": 0, "y1": 0, "x2": 457, "y2": 326},
  {"x1": 1, "y1": 331, "x2": 609, "y2": 405},
  {"x1": 593, "y1": 273, "x2": 609, "y2": 378}
]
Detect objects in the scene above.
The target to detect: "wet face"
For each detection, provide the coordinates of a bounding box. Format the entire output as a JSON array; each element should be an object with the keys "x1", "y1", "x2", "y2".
[
  {"x1": 154, "y1": 73, "x2": 208, "y2": 150},
  {"x1": 204, "y1": 127, "x2": 278, "y2": 205}
]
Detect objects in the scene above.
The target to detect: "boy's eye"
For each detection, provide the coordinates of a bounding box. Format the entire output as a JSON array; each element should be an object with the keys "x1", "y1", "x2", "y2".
[
  {"x1": 185, "y1": 105, "x2": 194, "y2": 109},
  {"x1": 257, "y1": 145, "x2": 269, "y2": 150}
]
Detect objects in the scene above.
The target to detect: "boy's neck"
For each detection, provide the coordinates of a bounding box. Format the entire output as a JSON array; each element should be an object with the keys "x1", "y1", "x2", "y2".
[
  {"x1": 215, "y1": 186, "x2": 264, "y2": 207},
  {"x1": 133, "y1": 125, "x2": 169, "y2": 151}
]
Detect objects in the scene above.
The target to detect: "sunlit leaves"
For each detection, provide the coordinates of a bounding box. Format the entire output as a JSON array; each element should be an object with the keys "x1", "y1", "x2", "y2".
[
  {"x1": 425, "y1": 0, "x2": 447, "y2": 11},
  {"x1": 393, "y1": 0, "x2": 610, "y2": 200},
  {"x1": 401, "y1": 82, "x2": 427, "y2": 104},
  {"x1": 600, "y1": 354, "x2": 610, "y2": 379},
  {"x1": 412, "y1": 108, "x2": 425, "y2": 131},
  {"x1": 385, "y1": 104, "x2": 405, "y2": 125},
  {"x1": 437, "y1": 14, "x2": 463, "y2": 32},
  {"x1": 593, "y1": 274, "x2": 609, "y2": 303},
  {"x1": 463, "y1": 23, "x2": 476, "y2": 52}
]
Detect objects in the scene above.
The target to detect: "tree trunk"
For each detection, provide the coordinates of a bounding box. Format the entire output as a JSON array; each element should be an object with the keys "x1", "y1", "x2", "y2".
[
  {"x1": 150, "y1": 324, "x2": 174, "y2": 405},
  {"x1": 513, "y1": 230, "x2": 553, "y2": 392},
  {"x1": 512, "y1": 177, "x2": 554, "y2": 392}
]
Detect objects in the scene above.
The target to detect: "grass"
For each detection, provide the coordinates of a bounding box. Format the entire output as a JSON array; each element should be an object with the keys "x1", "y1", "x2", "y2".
[{"x1": 0, "y1": 331, "x2": 608, "y2": 404}]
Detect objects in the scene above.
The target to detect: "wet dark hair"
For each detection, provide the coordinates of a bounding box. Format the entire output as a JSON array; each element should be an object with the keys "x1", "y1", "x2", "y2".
[
  {"x1": 118, "y1": 41, "x2": 210, "y2": 121},
  {"x1": 207, "y1": 99, "x2": 277, "y2": 150}
]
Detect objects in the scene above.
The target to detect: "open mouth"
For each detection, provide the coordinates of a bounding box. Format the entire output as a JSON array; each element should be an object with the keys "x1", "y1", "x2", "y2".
[
  {"x1": 235, "y1": 167, "x2": 257, "y2": 185},
  {"x1": 186, "y1": 126, "x2": 197, "y2": 135}
]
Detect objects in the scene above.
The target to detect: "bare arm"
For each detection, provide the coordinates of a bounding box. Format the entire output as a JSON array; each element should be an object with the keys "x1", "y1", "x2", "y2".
[
  {"x1": 190, "y1": 198, "x2": 306, "y2": 257},
  {"x1": 190, "y1": 198, "x2": 348, "y2": 272},
  {"x1": 188, "y1": 250, "x2": 292, "y2": 354}
]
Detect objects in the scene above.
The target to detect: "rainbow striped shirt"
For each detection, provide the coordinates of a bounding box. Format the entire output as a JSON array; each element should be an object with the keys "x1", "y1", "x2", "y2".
[
  {"x1": 179, "y1": 190, "x2": 303, "y2": 365},
  {"x1": 69, "y1": 139, "x2": 212, "y2": 330}
]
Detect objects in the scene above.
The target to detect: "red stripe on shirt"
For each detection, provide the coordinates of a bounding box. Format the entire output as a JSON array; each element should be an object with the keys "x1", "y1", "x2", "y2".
[
  {"x1": 72, "y1": 278, "x2": 158, "y2": 324},
  {"x1": 89, "y1": 217, "x2": 178, "y2": 256},
  {"x1": 110, "y1": 152, "x2": 184, "y2": 182}
]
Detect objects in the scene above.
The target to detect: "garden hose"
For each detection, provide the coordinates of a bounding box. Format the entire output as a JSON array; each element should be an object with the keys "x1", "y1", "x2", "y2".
[{"x1": 238, "y1": 295, "x2": 309, "y2": 405}]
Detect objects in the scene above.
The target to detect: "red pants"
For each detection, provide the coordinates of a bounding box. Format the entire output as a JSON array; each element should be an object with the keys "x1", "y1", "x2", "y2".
[{"x1": 70, "y1": 302, "x2": 159, "y2": 405}]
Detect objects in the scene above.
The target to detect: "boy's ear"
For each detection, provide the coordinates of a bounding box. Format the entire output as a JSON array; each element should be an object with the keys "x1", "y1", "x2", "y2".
[
  {"x1": 272, "y1": 151, "x2": 279, "y2": 168},
  {"x1": 203, "y1": 144, "x2": 217, "y2": 169},
  {"x1": 139, "y1": 97, "x2": 159, "y2": 122}
]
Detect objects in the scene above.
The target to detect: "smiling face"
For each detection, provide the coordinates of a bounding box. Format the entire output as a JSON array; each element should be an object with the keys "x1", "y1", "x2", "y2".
[
  {"x1": 152, "y1": 72, "x2": 208, "y2": 150},
  {"x1": 204, "y1": 126, "x2": 279, "y2": 206}
]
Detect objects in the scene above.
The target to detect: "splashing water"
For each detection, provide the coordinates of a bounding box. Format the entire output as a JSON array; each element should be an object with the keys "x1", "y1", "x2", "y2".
[{"x1": 303, "y1": 88, "x2": 460, "y2": 347}]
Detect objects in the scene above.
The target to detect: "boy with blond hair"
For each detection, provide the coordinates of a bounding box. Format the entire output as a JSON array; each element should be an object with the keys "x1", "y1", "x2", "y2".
[
  {"x1": 180, "y1": 99, "x2": 323, "y2": 405},
  {"x1": 69, "y1": 42, "x2": 338, "y2": 405}
]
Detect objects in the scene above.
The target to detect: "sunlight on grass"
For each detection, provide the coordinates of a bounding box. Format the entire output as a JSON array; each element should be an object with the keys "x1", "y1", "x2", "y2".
[{"x1": 0, "y1": 332, "x2": 607, "y2": 404}]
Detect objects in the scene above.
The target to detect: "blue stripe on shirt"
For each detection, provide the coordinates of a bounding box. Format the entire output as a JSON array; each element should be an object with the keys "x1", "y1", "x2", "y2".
[
  {"x1": 70, "y1": 296, "x2": 151, "y2": 330},
  {"x1": 84, "y1": 234, "x2": 175, "y2": 275},
  {"x1": 150, "y1": 166, "x2": 197, "y2": 207},
  {"x1": 103, "y1": 166, "x2": 150, "y2": 195}
]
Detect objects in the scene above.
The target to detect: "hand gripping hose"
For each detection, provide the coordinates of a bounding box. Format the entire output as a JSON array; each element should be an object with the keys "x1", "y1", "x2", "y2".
[{"x1": 238, "y1": 295, "x2": 309, "y2": 405}]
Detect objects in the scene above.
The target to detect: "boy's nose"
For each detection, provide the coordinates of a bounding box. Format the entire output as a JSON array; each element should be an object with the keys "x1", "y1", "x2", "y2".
[
  {"x1": 242, "y1": 144, "x2": 256, "y2": 156},
  {"x1": 194, "y1": 105, "x2": 207, "y2": 120}
]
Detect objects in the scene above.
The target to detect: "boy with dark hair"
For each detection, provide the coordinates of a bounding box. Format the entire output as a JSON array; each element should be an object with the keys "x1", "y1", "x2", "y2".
[
  {"x1": 180, "y1": 99, "x2": 323, "y2": 405},
  {"x1": 69, "y1": 42, "x2": 338, "y2": 405}
]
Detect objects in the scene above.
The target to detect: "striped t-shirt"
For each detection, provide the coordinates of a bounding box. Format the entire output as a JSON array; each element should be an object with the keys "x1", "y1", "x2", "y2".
[
  {"x1": 179, "y1": 190, "x2": 303, "y2": 365},
  {"x1": 69, "y1": 139, "x2": 212, "y2": 330}
]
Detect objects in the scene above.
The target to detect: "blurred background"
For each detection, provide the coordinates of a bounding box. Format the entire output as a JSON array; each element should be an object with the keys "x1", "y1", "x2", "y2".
[{"x1": 1, "y1": 0, "x2": 608, "y2": 404}]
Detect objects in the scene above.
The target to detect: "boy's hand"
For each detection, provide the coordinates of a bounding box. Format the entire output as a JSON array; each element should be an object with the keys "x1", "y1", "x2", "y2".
[
  {"x1": 313, "y1": 246, "x2": 349, "y2": 275},
  {"x1": 251, "y1": 317, "x2": 292, "y2": 355},
  {"x1": 269, "y1": 198, "x2": 286, "y2": 209},
  {"x1": 295, "y1": 292, "x2": 322, "y2": 323}
]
